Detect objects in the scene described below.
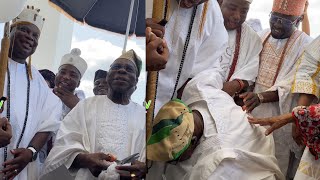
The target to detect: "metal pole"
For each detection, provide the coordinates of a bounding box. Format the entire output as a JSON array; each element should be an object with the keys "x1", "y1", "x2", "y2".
[{"x1": 122, "y1": 0, "x2": 135, "y2": 54}]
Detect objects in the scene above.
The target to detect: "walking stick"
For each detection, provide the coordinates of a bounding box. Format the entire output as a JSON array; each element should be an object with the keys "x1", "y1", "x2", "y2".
[
  {"x1": 146, "y1": 0, "x2": 166, "y2": 141},
  {"x1": 0, "y1": 22, "x2": 10, "y2": 98}
]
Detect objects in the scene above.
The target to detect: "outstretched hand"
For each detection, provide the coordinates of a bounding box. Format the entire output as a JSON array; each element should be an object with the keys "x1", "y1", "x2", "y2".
[
  {"x1": 248, "y1": 113, "x2": 293, "y2": 135},
  {"x1": 116, "y1": 161, "x2": 146, "y2": 180}
]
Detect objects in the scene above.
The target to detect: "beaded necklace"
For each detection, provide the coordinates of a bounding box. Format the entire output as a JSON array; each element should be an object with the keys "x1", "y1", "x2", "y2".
[
  {"x1": 226, "y1": 27, "x2": 242, "y2": 81},
  {"x1": 3, "y1": 62, "x2": 30, "y2": 162}
]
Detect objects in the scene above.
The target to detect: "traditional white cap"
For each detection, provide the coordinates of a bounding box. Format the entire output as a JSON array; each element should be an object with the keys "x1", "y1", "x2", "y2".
[
  {"x1": 12, "y1": 5, "x2": 45, "y2": 31},
  {"x1": 59, "y1": 48, "x2": 88, "y2": 78}
]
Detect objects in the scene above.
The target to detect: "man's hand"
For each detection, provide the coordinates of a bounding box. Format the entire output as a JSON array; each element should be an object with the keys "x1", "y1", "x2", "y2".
[
  {"x1": 116, "y1": 161, "x2": 146, "y2": 180},
  {"x1": 248, "y1": 113, "x2": 293, "y2": 135},
  {"x1": 222, "y1": 81, "x2": 241, "y2": 97},
  {"x1": 292, "y1": 123, "x2": 304, "y2": 146},
  {"x1": 1, "y1": 148, "x2": 33, "y2": 180},
  {"x1": 239, "y1": 92, "x2": 260, "y2": 112},
  {"x1": 0, "y1": 117, "x2": 12, "y2": 148},
  {"x1": 74, "y1": 153, "x2": 115, "y2": 177},
  {"x1": 146, "y1": 27, "x2": 169, "y2": 71},
  {"x1": 146, "y1": 18, "x2": 165, "y2": 38},
  {"x1": 53, "y1": 86, "x2": 80, "y2": 109}
]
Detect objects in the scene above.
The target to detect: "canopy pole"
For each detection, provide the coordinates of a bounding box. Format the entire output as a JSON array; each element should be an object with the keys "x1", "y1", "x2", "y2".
[{"x1": 122, "y1": 0, "x2": 135, "y2": 54}]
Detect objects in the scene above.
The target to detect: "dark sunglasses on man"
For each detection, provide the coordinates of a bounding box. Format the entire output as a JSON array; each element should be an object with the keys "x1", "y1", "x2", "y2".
[{"x1": 269, "y1": 12, "x2": 300, "y2": 26}]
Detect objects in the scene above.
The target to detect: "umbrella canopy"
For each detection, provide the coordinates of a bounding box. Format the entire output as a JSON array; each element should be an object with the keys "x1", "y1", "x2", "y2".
[{"x1": 49, "y1": 0, "x2": 145, "y2": 37}]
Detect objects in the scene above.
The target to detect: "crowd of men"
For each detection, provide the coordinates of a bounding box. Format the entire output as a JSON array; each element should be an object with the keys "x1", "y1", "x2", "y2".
[
  {"x1": 1, "y1": 0, "x2": 320, "y2": 179},
  {"x1": 0, "y1": 5, "x2": 145, "y2": 180}
]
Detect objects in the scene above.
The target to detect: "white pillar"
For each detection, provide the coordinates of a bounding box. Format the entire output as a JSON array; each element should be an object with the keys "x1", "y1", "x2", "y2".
[{"x1": 26, "y1": 0, "x2": 74, "y2": 72}]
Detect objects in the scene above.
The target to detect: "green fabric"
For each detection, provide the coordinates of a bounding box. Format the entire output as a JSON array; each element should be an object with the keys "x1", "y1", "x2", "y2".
[
  {"x1": 172, "y1": 140, "x2": 191, "y2": 160},
  {"x1": 147, "y1": 114, "x2": 184, "y2": 145},
  {"x1": 172, "y1": 98, "x2": 192, "y2": 113}
]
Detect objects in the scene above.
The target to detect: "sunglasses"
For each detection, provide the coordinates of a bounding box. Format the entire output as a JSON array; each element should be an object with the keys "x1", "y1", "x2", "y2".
[{"x1": 269, "y1": 13, "x2": 299, "y2": 26}]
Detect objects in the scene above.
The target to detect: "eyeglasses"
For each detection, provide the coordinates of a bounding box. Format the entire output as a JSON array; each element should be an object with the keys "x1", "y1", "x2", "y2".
[{"x1": 269, "y1": 13, "x2": 299, "y2": 26}]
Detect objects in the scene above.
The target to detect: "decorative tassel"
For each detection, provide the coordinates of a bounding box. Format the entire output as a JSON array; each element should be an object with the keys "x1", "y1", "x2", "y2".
[
  {"x1": 0, "y1": 22, "x2": 10, "y2": 97},
  {"x1": 28, "y1": 56, "x2": 33, "y2": 80},
  {"x1": 198, "y1": 2, "x2": 208, "y2": 38}
]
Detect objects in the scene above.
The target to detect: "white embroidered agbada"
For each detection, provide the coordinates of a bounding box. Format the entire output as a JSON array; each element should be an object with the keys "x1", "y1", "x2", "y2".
[
  {"x1": 149, "y1": 70, "x2": 284, "y2": 180},
  {"x1": 292, "y1": 36, "x2": 320, "y2": 180},
  {"x1": 146, "y1": 0, "x2": 283, "y2": 179},
  {"x1": 0, "y1": 58, "x2": 62, "y2": 180},
  {"x1": 152, "y1": 0, "x2": 228, "y2": 115},
  {"x1": 220, "y1": 22, "x2": 262, "y2": 84},
  {"x1": 37, "y1": 90, "x2": 86, "y2": 169},
  {"x1": 41, "y1": 96, "x2": 146, "y2": 180},
  {"x1": 252, "y1": 29, "x2": 312, "y2": 175}
]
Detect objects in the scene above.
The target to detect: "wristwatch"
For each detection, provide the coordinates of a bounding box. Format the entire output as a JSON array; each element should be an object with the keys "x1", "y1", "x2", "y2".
[{"x1": 27, "y1": 146, "x2": 38, "y2": 162}]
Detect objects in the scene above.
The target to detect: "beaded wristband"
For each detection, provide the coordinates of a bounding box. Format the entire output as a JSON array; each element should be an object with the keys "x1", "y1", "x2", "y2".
[{"x1": 235, "y1": 79, "x2": 244, "y2": 93}]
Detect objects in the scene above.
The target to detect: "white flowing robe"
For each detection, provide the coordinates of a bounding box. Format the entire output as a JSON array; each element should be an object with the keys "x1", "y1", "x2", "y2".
[
  {"x1": 41, "y1": 96, "x2": 146, "y2": 180},
  {"x1": 159, "y1": 73, "x2": 284, "y2": 180},
  {"x1": 147, "y1": 1, "x2": 228, "y2": 179},
  {"x1": 0, "y1": 58, "x2": 62, "y2": 180},
  {"x1": 252, "y1": 29, "x2": 313, "y2": 175},
  {"x1": 221, "y1": 22, "x2": 262, "y2": 84},
  {"x1": 153, "y1": 0, "x2": 228, "y2": 114},
  {"x1": 292, "y1": 36, "x2": 320, "y2": 180}
]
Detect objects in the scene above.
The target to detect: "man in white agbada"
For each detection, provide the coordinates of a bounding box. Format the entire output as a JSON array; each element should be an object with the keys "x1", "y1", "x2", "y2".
[
  {"x1": 146, "y1": 0, "x2": 282, "y2": 179},
  {"x1": 247, "y1": 36, "x2": 320, "y2": 180},
  {"x1": 239, "y1": 0, "x2": 313, "y2": 177},
  {"x1": 53, "y1": 48, "x2": 87, "y2": 118},
  {"x1": 148, "y1": 84, "x2": 284, "y2": 180},
  {"x1": 217, "y1": 0, "x2": 262, "y2": 99},
  {"x1": 41, "y1": 50, "x2": 146, "y2": 180},
  {"x1": 0, "y1": 6, "x2": 62, "y2": 180},
  {"x1": 146, "y1": 0, "x2": 227, "y2": 123}
]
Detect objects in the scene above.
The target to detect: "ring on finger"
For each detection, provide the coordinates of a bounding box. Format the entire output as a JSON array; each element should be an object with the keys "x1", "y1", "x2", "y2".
[{"x1": 14, "y1": 169, "x2": 18, "y2": 174}]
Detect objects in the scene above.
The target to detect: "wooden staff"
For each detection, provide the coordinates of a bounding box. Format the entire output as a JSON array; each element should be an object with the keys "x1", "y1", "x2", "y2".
[
  {"x1": 146, "y1": 0, "x2": 166, "y2": 141},
  {"x1": 0, "y1": 22, "x2": 10, "y2": 98}
]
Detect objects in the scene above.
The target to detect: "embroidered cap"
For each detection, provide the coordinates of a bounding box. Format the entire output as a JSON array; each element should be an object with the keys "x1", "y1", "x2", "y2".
[
  {"x1": 116, "y1": 49, "x2": 142, "y2": 77},
  {"x1": 272, "y1": 0, "x2": 307, "y2": 16},
  {"x1": 59, "y1": 48, "x2": 88, "y2": 78},
  {"x1": 147, "y1": 99, "x2": 194, "y2": 162},
  {"x1": 12, "y1": 5, "x2": 45, "y2": 31}
]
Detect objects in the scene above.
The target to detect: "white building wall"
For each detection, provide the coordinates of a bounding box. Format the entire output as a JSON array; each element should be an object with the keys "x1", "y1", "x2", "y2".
[{"x1": 26, "y1": 0, "x2": 74, "y2": 72}]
